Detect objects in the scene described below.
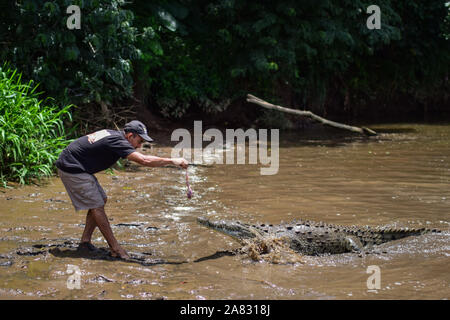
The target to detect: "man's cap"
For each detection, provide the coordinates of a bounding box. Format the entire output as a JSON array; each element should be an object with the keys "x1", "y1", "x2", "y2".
[{"x1": 123, "y1": 120, "x2": 153, "y2": 142}]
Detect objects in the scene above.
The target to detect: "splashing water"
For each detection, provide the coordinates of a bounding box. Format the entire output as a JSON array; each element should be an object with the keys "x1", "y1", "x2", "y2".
[{"x1": 186, "y1": 169, "x2": 193, "y2": 199}]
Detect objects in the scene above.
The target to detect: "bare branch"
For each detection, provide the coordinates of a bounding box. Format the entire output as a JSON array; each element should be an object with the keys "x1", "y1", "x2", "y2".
[{"x1": 246, "y1": 94, "x2": 377, "y2": 136}]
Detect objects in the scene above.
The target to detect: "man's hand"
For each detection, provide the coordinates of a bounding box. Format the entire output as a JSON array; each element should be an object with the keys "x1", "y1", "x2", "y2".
[{"x1": 172, "y1": 158, "x2": 189, "y2": 169}]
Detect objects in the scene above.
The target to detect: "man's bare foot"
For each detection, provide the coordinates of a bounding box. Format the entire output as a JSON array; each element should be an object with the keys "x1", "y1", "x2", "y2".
[
  {"x1": 110, "y1": 246, "x2": 130, "y2": 260},
  {"x1": 77, "y1": 242, "x2": 97, "y2": 252}
]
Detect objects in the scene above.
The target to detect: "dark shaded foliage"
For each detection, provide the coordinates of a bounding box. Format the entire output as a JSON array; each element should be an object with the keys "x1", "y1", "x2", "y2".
[
  {"x1": 0, "y1": 0, "x2": 140, "y2": 106},
  {"x1": 1, "y1": 0, "x2": 449, "y2": 120}
]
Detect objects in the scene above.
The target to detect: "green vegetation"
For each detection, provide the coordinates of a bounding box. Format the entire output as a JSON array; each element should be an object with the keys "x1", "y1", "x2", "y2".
[
  {"x1": 0, "y1": 0, "x2": 140, "y2": 106},
  {"x1": 1, "y1": 0, "x2": 448, "y2": 119},
  {"x1": 0, "y1": 0, "x2": 449, "y2": 185},
  {"x1": 0, "y1": 65, "x2": 73, "y2": 187},
  {"x1": 129, "y1": 0, "x2": 450, "y2": 119}
]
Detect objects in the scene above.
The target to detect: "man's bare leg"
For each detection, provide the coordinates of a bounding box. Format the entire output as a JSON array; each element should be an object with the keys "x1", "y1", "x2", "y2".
[
  {"x1": 80, "y1": 209, "x2": 97, "y2": 246},
  {"x1": 79, "y1": 197, "x2": 107, "y2": 249},
  {"x1": 90, "y1": 206, "x2": 129, "y2": 259}
]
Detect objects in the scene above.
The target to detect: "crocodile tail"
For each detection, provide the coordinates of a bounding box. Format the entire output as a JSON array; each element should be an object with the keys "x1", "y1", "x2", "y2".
[{"x1": 377, "y1": 227, "x2": 440, "y2": 243}]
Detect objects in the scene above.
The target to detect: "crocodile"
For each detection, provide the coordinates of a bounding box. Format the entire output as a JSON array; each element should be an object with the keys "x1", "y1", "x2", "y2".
[{"x1": 197, "y1": 216, "x2": 441, "y2": 256}]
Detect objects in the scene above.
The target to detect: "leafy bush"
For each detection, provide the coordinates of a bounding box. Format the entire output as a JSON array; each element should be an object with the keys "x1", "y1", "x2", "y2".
[
  {"x1": 134, "y1": 0, "x2": 449, "y2": 118},
  {"x1": 129, "y1": 1, "x2": 226, "y2": 118},
  {"x1": 0, "y1": 0, "x2": 140, "y2": 106},
  {"x1": 0, "y1": 65, "x2": 73, "y2": 187}
]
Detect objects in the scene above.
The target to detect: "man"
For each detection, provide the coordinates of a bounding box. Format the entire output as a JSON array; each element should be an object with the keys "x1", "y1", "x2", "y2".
[{"x1": 55, "y1": 120, "x2": 188, "y2": 259}]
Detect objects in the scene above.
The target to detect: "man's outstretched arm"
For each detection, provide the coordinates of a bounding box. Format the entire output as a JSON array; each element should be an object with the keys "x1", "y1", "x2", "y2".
[{"x1": 127, "y1": 151, "x2": 188, "y2": 169}]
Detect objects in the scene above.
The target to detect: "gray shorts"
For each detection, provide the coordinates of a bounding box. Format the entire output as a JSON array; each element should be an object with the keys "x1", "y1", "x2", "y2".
[{"x1": 58, "y1": 169, "x2": 107, "y2": 211}]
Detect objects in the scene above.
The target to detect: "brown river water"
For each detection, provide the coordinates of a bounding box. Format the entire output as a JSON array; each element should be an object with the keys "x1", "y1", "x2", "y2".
[{"x1": 0, "y1": 123, "x2": 449, "y2": 300}]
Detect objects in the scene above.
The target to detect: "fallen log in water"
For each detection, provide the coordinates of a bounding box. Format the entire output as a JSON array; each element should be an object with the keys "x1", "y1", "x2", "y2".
[{"x1": 246, "y1": 94, "x2": 377, "y2": 136}]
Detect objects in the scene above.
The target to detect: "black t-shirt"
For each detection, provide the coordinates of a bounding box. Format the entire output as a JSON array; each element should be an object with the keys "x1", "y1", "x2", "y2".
[{"x1": 55, "y1": 129, "x2": 136, "y2": 174}]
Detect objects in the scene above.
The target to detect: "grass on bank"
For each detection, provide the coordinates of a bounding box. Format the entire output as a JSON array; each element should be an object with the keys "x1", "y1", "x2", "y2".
[{"x1": 0, "y1": 64, "x2": 73, "y2": 187}]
